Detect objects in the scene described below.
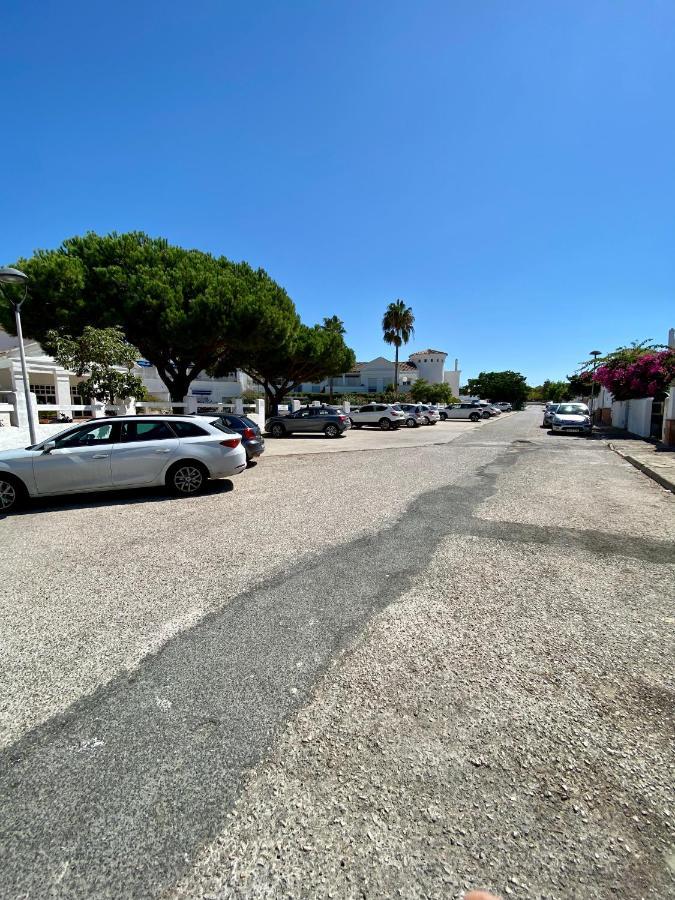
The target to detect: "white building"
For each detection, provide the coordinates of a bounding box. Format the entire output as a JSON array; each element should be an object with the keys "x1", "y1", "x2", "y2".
[
  {"x1": 299, "y1": 349, "x2": 461, "y2": 397},
  {"x1": 0, "y1": 328, "x2": 261, "y2": 428}
]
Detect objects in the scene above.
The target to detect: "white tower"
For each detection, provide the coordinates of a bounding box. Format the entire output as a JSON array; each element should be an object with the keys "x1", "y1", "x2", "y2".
[{"x1": 408, "y1": 349, "x2": 447, "y2": 385}]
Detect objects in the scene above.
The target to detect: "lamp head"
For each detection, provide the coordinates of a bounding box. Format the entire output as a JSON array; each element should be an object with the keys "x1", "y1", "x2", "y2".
[{"x1": 0, "y1": 267, "x2": 28, "y2": 285}]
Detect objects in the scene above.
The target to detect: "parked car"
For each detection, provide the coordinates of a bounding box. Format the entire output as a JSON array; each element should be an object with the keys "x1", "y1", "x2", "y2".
[
  {"x1": 550, "y1": 403, "x2": 593, "y2": 435},
  {"x1": 416, "y1": 404, "x2": 440, "y2": 424},
  {"x1": 0, "y1": 415, "x2": 247, "y2": 513},
  {"x1": 349, "y1": 403, "x2": 406, "y2": 430},
  {"x1": 542, "y1": 404, "x2": 561, "y2": 427},
  {"x1": 493, "y1": 402, "x2": 512, "y2": 411},
  {"x1": 209, "y1": 413, "x2": 265, "y2": 464},
  {"x1": 478, "y1": 403, "x2": 501, "y2": 418},
  {"x1": 393, "y1": 403, "x2": 426, "y2": 428},
  {"x1": 439, "y1": 403, "x2": 484, "y2": 422},
  {"x1": 543, "y1": 402, "x2": 588, "y2": 428},
  {"x1": 265, "y1": 406, "x2": 350, "y2": 438}
]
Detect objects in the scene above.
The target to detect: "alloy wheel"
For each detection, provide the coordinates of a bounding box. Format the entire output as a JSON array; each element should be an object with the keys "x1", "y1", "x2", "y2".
[
  {"x1": 173, "y1": 466, "x2": 204, "y2": 495},
  {"x1": 0, "y1": 479, "x2": 18, "y2": 511}
]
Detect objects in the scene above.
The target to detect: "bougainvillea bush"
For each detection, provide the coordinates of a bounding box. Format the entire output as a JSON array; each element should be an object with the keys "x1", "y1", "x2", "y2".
[{"x1": 595, "y1": 346, "x2": 675, "y2": 401}]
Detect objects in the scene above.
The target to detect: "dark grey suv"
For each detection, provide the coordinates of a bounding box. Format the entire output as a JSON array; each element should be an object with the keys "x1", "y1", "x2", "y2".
[{"x1": 265, "y1": 407, "x2": 351, "y2": 438}]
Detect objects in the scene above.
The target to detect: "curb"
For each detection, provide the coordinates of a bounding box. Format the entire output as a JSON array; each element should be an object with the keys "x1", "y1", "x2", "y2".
[{"x1": 609, "y1": 443, "x2": 675, "y2": 494}]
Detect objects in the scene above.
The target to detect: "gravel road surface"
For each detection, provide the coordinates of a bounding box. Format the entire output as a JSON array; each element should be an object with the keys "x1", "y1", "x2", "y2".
[{"x1": 1, "y1": 409, "x2": 673, "y2": 899}]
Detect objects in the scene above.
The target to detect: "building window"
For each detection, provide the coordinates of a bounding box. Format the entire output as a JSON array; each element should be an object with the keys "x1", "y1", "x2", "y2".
[{"x1": 31, "y1": 383, "x2": 56, "y2": 405}]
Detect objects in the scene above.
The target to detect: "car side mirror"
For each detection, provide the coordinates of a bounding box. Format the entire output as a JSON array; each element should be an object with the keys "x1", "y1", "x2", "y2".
[{"x1": 42, "y1": 441, "x2": 56, "y2": 454}]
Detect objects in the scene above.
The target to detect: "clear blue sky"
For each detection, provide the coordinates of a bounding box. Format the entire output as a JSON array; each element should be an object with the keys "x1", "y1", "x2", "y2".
[{"x1": 2, "y1": 1, "x2": 674, "y2": 384}]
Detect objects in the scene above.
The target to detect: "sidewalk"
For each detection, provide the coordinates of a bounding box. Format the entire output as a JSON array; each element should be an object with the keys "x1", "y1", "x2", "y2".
[{"x1": 605, "y1": 434, "x2": 675, "y2": 494}]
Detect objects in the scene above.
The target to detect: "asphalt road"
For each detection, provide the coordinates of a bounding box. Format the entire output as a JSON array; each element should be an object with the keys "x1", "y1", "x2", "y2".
[{"x1": 1, "y1": 409, "x2": 673, "y2": 899}]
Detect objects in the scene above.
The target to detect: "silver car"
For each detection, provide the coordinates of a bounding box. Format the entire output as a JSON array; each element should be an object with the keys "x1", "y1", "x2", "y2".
[
  {"x1": 0, "y1": 415, "x2": 247, "y2": 513},
  {"x1": 550, "y1": 403, "x2": 592, "y2": 435},
  {"x1": 542, "y1": 404, "x2": 561, "y2": 427},
  {"x1": 416, "y1": 404, "x2": 440, "y2": 424},
  {"x1": 393, "y1": 404, "x2": 426, "y2": 428}
]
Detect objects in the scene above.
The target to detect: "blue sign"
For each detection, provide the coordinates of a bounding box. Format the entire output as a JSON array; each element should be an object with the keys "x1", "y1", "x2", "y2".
[
  {"x1": 191, "y1": 390, "x2": 212, "y2": 396},
  {"x1": 136, "y1": 360, "x2": 152, "y2": 368}
]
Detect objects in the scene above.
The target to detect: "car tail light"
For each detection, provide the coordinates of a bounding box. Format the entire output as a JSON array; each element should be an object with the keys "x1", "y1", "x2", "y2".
[
  {"x1": 220, "y1": 438, "x2": 240, "y2": 448},
  {"x1": 338, "y1": 415, "x2": 346, "y2": 422},
  {"x1": 242, "y1": 427, "x2": 256, "y2": 440}
]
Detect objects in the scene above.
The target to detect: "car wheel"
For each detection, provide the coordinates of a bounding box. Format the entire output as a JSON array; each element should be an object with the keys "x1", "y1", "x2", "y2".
[
  {"x1": 167, "y1": 461, "x2": 208, "y2": 496},
  {"x1": 422, "y1": 416, "x2": 430, "y2": 425},
  {"x1": 482, "y1": 411, "x2": 491, "y2": 419},
  {"x1": 469, "y1": 413, "x2": 481, "y2": 422},
  {"x1": 440, "y1": 412, "x2": 447, "y2": 421},
  {"x1": 379, "y1": 418, "x2": 391, "y2": 430},
  {"x1": 0, "y1": 474, "x2": 24, "y2": 513},
  {"x1": 324, "y1": 423, "x2": 340, "y2": 438},
  {"x1": 406, "y1": 417, "x2": 417, "y2": 428},
  {"x1": 270, "y1": 423, "x2": 286, "y2": 438}
]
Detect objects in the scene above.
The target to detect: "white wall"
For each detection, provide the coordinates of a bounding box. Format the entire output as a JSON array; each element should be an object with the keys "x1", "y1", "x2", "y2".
[
  {"x1": 626, "y1": 398, "x2": 653, "y2": 438},
  {"x1": 444, "y1": 369, "x2": 461, "y2": 397}
]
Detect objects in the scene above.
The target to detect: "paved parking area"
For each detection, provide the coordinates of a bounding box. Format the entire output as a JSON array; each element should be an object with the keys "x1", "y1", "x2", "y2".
[
  {"x1": 263, "y1": 415, "x2": 507, "y2": 456},
  {"x1": 1, "y1": 409, "x2": 673, "y2": 899}
]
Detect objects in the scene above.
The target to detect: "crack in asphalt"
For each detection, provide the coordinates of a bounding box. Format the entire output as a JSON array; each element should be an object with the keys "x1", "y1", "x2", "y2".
[{"x1": 1, "y1": 438, "x2": 670, "y2": 899}]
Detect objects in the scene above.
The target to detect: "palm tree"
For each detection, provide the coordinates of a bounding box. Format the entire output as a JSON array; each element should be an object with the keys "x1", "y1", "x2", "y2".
[
  {"x1": 382, "y1": 300, "x2": 415, "y2": 397},
  {"x1": 322, "y1": 315, "x2": 346, "y2": 401}
]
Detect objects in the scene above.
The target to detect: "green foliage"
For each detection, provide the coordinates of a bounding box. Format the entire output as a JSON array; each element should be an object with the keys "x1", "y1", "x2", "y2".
[
  {"x1": 528, "y1": 379, "x2": 574, "y2": 403},
  {"x1": 43, "y1": 326, "x2": 146, "y2": 404},
  {"x1": 2, "y1": 231, "x2": 297, "y2": 400},
  {"x1": 231, "y1": 322, "x2": 356, "y2": 415},
  {"x1": 322, "y1": 315, "x2": 347, "y2": 401},
  {"x1": 465, "y1": 371, "x2": 529, "y2": 410},
  {"x1": 409, "y1": 379, "x2": 457, "y2": 404},
  {"x1": 382, "y1": 299, "x2": 415, "y2": 394},
  {"x1": 241, "y1": 387, "x2": 264, "y2": 402}
]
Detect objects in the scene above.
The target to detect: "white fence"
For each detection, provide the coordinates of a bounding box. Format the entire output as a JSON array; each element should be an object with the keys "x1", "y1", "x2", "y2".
[{"x1": 0, "y1": 391, "x2": 267, "y2": 431}]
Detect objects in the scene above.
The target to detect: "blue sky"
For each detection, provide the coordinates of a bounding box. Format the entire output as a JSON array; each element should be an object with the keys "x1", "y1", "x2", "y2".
[{"x1": 1, "y1": 1, "x2": 674, "y2": 384}]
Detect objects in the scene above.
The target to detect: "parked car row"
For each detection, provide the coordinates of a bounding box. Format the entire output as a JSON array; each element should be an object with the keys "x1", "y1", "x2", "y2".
[
  {"x1": 0, "y1": 400, "x2": 515, "y2": 513},
  {"x1": 264, "y1": 400, "x2": 514, "y2": 435}
]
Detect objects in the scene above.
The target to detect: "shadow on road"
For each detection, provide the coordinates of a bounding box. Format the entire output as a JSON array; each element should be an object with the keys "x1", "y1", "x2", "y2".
[{"x1": 6, "y1": 479, "x2": 235, "y2": 518}]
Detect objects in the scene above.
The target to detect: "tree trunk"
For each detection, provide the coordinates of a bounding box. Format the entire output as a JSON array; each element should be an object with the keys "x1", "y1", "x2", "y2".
[
  {"x1": 394, "y1": 345, "x2": 399, "y2": 398},
  {"x1": 161, "y1": 368, "x2": 194, "y2": 403},
  {"x1": 328, "y1": 377, "x2": 334, "y2": 403}
]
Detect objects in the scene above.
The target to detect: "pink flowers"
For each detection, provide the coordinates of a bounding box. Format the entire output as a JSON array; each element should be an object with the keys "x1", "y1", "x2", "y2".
[{"x1": 595, "y1": 350, "x2": 675, "y2": 401}]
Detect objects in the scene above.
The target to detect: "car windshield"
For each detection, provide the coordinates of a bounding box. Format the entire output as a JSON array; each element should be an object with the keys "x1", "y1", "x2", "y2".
[{"x1": 556, "y1": 405, "x2": 586, "y2": 415}]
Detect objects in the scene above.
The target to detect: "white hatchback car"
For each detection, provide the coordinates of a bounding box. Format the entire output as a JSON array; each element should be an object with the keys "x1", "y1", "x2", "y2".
[
  {"x1": 439, "y1": 403, "x2": 484, "y2": 422},
  {"x1": 0, "y1": 415, "x2": 247, "y2": 513}
]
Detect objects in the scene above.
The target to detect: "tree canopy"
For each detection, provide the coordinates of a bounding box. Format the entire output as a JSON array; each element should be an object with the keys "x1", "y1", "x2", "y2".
[
  {"x1": 464, "y1": 371, "x2": 529, "y2": 409},
  {"x1": 228, "y1": 323, "x2": 355, "y2": 415},
  {"x1": 528, "y1": 379, "x2": 574, "y2": 403},
  {"x1": 43, "y1": 326, "x2": 146, "y2": 404},
  {"x1": 0, "y1": 232, "x2": 329, "y2": 401},
  {"x1": 409, "y1": 379, "x2": 456, "y2": 405}
]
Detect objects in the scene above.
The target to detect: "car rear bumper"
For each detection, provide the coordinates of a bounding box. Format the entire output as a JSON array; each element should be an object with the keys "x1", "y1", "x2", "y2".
[{"x1": 243, "y1": 439, "x2": 265, "y2": 458}]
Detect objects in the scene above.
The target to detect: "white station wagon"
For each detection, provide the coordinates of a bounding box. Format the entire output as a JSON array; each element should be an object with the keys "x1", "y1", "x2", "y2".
[{"x1": 0, "y1": 415, "x2": 247, "y2": 513}]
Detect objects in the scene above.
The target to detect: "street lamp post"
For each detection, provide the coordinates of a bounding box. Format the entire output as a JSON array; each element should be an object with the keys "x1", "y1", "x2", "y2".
[
  {"x1": 0, "y1": 267, "x2": 37, "y2": 445},
  {"x1": 588, "y1": 349, "x2": 602, "y2": 424}
]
